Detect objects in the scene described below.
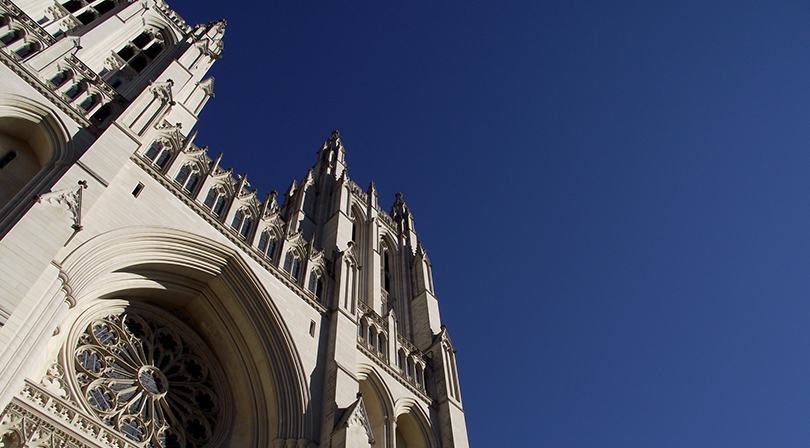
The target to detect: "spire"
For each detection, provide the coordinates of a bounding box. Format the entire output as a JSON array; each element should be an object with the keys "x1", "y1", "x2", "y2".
[{"x1": 314, "y1": 129, "x2": 347, "y2": 179}]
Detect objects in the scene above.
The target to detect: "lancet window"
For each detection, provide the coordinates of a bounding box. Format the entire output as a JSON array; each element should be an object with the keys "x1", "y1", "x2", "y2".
[
  {"x1": 257, "y1": 231, "x2": 277, "y2": 260},
  {"x1": 58, "y1": 0, "x2": 118, "y2": 27},
  {"x1": 231, "y1": 209, "x2": 252, "y2": 238},
  {"x1": 283, "y1": 252, "x2": 302, "y2": 281},
  {"x1": 203, "y1": 187, "x2": 227, "y2": 216},
  {"x1": 112, "y1": 29, "x2": 164, "y2": 77},
  {"x1": 307, "y1": 270, "x2": 324, "y2": 303},
  {"x1": 144, "y1": 142, "x2": 171, "y2": 170},
  {"x1": 174, "y1": 165, "x2": 199, "y2": 192},
  {"x1": 382, "y1": 248, "x2": 391, "y2": 293}
]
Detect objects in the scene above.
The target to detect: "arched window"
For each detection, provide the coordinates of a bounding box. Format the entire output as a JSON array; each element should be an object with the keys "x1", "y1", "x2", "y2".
[
  {"x1": 383, "y1": 248, "x2": 391, "y2": 293},
  {"x1": 368, "y1": 326, "x2": 376, "y2": 347},
  {"x1": 116, "y1": 30, "x2": 164, "y2": 74},
  {"x1": 175, "y1": 165, "x2": 190, "y2": 185},
  {"x1": 291, "y1": 258, "x2": 301, "y2": 280},
  {"x1": 377, "y1": 334, "x2": 385, "y2": 356},
  {"x1": 240, "y1": 217, "x2": 251, "y2": 238},
  {"x1": 415, "y1": 365, "x2": 422, "y2": 386},
  {"x1": 185, "y1": 172, "x2": 198, "y2": 192},
  {"x1": 212, "y1": 194, "x2": 226, "y2": 216},
  {"x1": 154, "y1": 149, "x2": 170, "y2": 169},
  {"x1": 0, "y1": 29, "x2": 22, "y2": 45},
  {"x1": 257, "y1": 231, "x2": 277, "y2": 260},
  {"x1": 144, "y1": 142, "x2": 161, "y2": 161},
  {"x1": 203, "y1": 188, "x2": 217, "y2": 208},
  {"x1": 398, "y1": 351, "x2": 405, "y2": 370},
  {"x1": 315, "y1": 276, "x2": 324, "y2": 302},
  {"x1": 15, "y1": 41, "x2": 39, "y2": 59},
  {"x1": 64, "y1": 83, "x2": 83, "y2": 99},
  {"x1": 232, "y1": 210, "x2": 251, "y2": 238},
  {"x1": 49, "y1": 71, "x2": 69, "y2": 87},
  {"x1": 358, "y1": 322, "x2": 364, "y2": 338},
  {"x1": 175, "y1": 166, "x2": 198, "y2": 192},
  {"x1": 308, "y1": 271, "x2": 318, "y2": 293},
  {"x1": 79, "y1": 95, "x2": 97, "y2": 111},
  {"x1": 406, "y1": 358, "x2": 413, "y2": 378},
  {"x1": 143, "y1": 141, "x2": 171, "y2": 169}
]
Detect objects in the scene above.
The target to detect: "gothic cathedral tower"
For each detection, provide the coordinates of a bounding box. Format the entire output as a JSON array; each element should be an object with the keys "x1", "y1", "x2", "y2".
[{"x1": 0, "y1": 1, "x2": 469, "y2": 447}]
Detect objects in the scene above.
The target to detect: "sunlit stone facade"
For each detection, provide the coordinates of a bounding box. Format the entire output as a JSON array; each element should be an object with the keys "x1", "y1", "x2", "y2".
[{"x1": 0, "y1": 0, "x2": 469, "y2": 447}]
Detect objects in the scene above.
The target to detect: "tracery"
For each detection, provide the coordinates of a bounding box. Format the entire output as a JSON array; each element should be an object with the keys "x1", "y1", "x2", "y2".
[{"x1": 71, "y1": 311, "x2": 222, "y2": 448}]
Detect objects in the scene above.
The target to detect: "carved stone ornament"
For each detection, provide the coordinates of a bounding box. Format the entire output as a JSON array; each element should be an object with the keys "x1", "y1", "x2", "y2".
[
  {"x1": 68, "y1": 310, "x2": 223, "y2": 448},
  {"x1": 37, "y1": 180, "x2": 87, "y2": 230},
  {"x1": 149, "y1": 81, "x2": 174, "y2": 104},
  {"x1": 347, "y1": 396, "x2": 374, "y2": 445}
]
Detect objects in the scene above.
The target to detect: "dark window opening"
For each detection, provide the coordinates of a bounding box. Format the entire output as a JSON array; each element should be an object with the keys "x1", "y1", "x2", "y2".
[
  {"x1": 65, "y1": 84, "x2": 82, "y2": 99},
  {"x1": 291, "y1": 259, "x2": 301, "y2": 280},
  {"x1": 129, "y1": 56, "x2": 147, "y2": 73},
  {"x1": 132, "y1": 32, "x2": 150, "y2": 49},
  {"x1": 0, "y1": 31, "x2": 21, "y2": 45},
  {"x1": 117, "y1": 45, "x2": 134, "y2": 61},
  {"x1": 315, "y1": 277, "x2": 324, "y2": 302},
  {"x1": 17, "y1": 43, "x2": 39, "y2": 58},
  {"x1": 79, "y1": 96, "x2": 96, "y2": 111},
  {"x1": 50, "y1": 72, "x2": 67, "y2": 87},
  {"x1": 239, "y1": 218, "x2": 251, "y2": 238},
  {"x1": 76, "y1": 10, "x2": 95, "y2": 25},
  {"x1": 94, "y1": 0, "x2": 115, "y2": 14},
  {"x1": 62, "y1": 0, "x2": 82, "y2": 12},
  {"x1": 203, "y1": 189, "x2": 217, "y2": 208},
  {"x1": 155, "y1": 150, "x2": 170, "y2": 169},
  {"x1": 231, "y1": 210, "x2": 243, "y2": 230},
  {"x1": 0, "y1": 151, "x2": 17, "y2": 169},
  {"x1": 91, "y1": 106, "x2": 111, "y2": 123},
  {"x1": 15, "y1": 43, "x2": 37, "y2": 59},
  {"x1": 184, "y1": 173, "x2": 198, "y2": 192},
  {"x1": 175, "y1": 165, "x2": 190, "y2": 185},
  {"x1": 131, "y1": 183, "x2": 144, "y2": 197},
  {"x1": 212, "y1": 196, "x2": 225, "y2": 216},
  {"x1": 143, "y1": 43, "x2": 162, "y2": 59},
  {"x1": 144, "y1": 143, "x2": 160, "y2": 161}
]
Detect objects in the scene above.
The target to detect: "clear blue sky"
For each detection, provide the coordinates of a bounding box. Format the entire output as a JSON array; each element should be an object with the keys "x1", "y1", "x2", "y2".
[{"x1": 166, "y1": 1, "x2": 810, "y2": 446}]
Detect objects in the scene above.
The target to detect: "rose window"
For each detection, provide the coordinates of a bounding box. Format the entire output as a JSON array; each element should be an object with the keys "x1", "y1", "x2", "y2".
[{"x1": 72, "y1": 311, "x2": 222, "y2": 448}]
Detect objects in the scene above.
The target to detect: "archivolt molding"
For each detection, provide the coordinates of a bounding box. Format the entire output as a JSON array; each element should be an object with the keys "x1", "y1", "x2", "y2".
[
  {"x1": 0, "y1": 94, "x2": 75, "y2": 237},
  {"x1": 355, "y1": 365, "x2": 395, "y2": 418},
  {"x1": 392, "y1": 400, "x2": 438, "y2": 448},
  {"x1": 56, "y1": 227, "x2": 315, "y2": 440}
]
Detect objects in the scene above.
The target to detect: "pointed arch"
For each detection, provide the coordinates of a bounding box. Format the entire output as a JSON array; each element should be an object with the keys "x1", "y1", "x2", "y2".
[
  {"x1": 55, "y1": 227, "x2": 315, "y2": 442},
  {"x1": 0, "y1": 94, "x2": 74, "y2": 238},
  {"x1": 356, "y1": 365, "x2": 396, "y2": 448},
  {"x1": 393, "y1": 399, "x2": 438, "y2": 448}
]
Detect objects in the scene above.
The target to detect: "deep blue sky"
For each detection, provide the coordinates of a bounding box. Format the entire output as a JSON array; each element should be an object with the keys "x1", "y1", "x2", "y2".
[{"x1": 165, "y1": 1, "x2": 810, "y2": 446}]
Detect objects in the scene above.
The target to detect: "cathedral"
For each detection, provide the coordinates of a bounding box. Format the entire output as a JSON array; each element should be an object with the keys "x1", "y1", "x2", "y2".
[{"x1": 0, "y1": 0, "x2": 469, "y2": 447}]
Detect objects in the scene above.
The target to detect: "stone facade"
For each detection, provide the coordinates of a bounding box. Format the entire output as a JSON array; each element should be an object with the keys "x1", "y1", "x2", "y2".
[{"x1": 0, "y1": 0, "x2": 469, "y2": 447}]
